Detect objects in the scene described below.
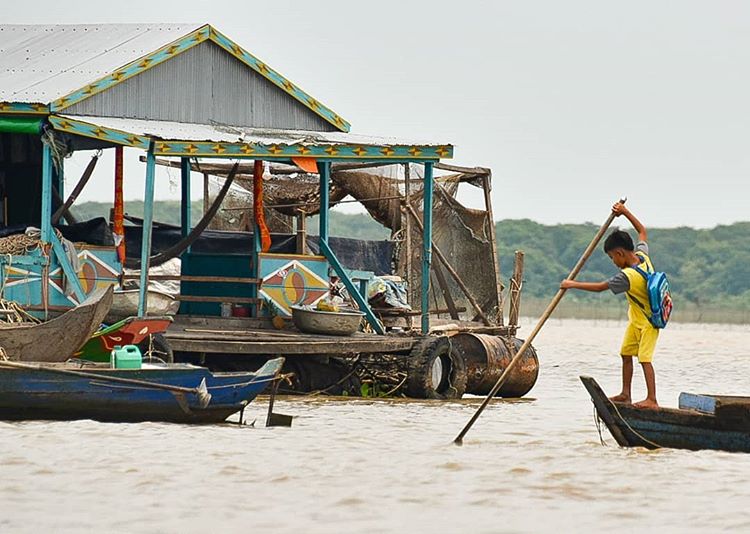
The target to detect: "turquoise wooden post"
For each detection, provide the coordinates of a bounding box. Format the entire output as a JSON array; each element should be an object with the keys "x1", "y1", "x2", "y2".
[
  {"x1": 138, "y1": 145, "x2": 157, "y2": 317},
  {"x1": 318, "y1": 161, "x2": 330, "y2": 243},
  {"x1": 316, "y1": 161, "x2": 384, "y2": 334},
  {"x1": 53, "y1": 163, "x2": 64, "y2": 223},
  {"x1": 180, "y1": 157, "x2": 191, "y2": 238},
  {"x1": 421, "y1": 162, "x2": 434, "y2": 334},
  {"x1": 40, "y1": 143, "x2": 53, "y2": 242}
]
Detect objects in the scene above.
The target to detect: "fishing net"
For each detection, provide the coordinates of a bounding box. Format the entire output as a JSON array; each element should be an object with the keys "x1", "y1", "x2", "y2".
[{"x1": 202, "y1": 162, "x2": 502, "y2": 324}]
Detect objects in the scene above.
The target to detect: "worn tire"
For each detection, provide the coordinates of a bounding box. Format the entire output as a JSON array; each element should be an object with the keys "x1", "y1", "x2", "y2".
[
  {"x1": 138, "y1": 333, "x2": 174, "y2": 364},
  {"x1": 406, "y1": 336, "x2": 467, "y2": 399}
]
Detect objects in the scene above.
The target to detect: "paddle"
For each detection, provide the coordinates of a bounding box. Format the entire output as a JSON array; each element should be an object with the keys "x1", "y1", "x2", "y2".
[
  {"x1": 453, "y1": 197, "x2": 627, "y2": 445},
  {"x1": 0, "y1": 360, "x2": 212, "y2": 409}
]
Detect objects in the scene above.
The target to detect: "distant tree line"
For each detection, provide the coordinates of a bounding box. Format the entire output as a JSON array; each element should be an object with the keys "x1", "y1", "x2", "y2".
[{"x1": 73, "y1": 201, "x2": 749, "y2": 309}]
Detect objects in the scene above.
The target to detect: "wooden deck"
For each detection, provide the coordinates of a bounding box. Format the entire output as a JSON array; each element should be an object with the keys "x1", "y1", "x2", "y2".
[{"x1": 165, "y1": 315, "x2": 417, "y2": 356}]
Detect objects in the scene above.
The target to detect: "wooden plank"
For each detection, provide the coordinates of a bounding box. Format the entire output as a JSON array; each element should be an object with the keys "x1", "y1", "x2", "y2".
[
  {"x1": 122, "y1": 274, "x2": 260, "y2": 284},
  {"x1": 166, "y1": 337, "x2": 415, "y2": 355},
  {"x1": 373, "y1": 307, "x2": 467, "y2": 317},
  {"x1": 432, "y1": 260, "x2": 460, "y2": 320},
  {"x1": 175, "y1": 296, "x2": 261, "y2": 304}
]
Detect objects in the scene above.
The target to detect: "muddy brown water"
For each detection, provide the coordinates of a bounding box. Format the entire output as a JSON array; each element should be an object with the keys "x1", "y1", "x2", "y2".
[{"x1": 2, "y1": 318, "x2": 749, "y2": 533}]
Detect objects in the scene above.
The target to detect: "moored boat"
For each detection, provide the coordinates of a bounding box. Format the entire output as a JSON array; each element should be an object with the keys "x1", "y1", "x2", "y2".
[
  {"x1": 0, "y1": 286, "x2": 113, "y2": 362},
  {"x1": 581, "y1": 375, "x2": 750, "y2": 453},
  {"x1": 0, "y1": 357, "x2": 284, "y2": 424},
  {"x1": 76, "y1": 315, "x2": 173, "y2": 362}
]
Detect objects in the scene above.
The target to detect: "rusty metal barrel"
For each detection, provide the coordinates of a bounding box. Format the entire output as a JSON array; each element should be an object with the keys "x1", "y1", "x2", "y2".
[{"x1": 451, "y1": 334, "x2": 539, "y2": 397}]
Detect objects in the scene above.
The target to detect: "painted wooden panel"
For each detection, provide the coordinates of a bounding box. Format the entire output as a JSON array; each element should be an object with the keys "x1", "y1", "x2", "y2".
[{"x1": 258, "y1": 253, "x2": 329, "y2": 317}]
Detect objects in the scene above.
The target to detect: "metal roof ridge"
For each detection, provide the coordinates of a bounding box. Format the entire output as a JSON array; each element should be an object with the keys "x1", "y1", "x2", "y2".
[{"x1": 44, "y1": 23, "x2": 350, "y2": 133}]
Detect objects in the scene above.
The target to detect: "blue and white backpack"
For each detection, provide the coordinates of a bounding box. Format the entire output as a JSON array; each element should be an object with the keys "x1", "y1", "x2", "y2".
[{"x1": 628, "y1": 261, "x2": 673, "y2": 329}]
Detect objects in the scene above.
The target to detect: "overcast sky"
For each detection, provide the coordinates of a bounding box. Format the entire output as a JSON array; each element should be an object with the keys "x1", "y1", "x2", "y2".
[{"x1": 6, "y1": 1, "x2": 750, "y2": 227}]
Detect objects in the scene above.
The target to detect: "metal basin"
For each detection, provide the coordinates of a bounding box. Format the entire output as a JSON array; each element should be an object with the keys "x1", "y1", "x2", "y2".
[{"x1": 290, "y1": 306, "x2": 364, "y2": 336}]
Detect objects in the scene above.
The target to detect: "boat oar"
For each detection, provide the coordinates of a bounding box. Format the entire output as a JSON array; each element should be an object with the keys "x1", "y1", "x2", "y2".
[
  {"x1": 453, "y1": 197, "x2": 626, "y2": 445},
  {"x1": 0, "y1": 360, "x2": 212, "y2": 409}
]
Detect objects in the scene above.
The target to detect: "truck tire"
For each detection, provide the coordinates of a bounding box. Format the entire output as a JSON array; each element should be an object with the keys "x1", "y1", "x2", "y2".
[
  {"x1": 406, "y1": 336, "x2": 467, "y2": 399},
  {"x1": 138, "y1": 333, "x2": 174, "y2": 364}
]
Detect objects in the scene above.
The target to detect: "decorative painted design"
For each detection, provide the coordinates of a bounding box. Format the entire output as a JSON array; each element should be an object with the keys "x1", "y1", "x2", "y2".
[
  {"x1": 1, "y1": 247, "x2": 121, "y2": 310},
  {"x1": 0, "y1": 102, "x2": 49, "y2": 115},
  {"x1": 49, "y1": 115, "x2": 150, "y2": 149},
  {"x1": 49, "y1": 24, "x2": 349, "y2": 132},
  {"x1": 209, "y1": 27, "x2": 350, "y2": 132},
  {"x1": 153, "y1": 140, "x2": 453, "y2": 160},
  {"x1": 258, "y1": 254, "x2": 329, "y2": 317}
]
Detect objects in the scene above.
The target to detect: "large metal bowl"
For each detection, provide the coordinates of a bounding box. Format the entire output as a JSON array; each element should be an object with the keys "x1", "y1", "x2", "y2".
[{"x1": 290, "y1": 306, "x2": 364, "y2": 336}]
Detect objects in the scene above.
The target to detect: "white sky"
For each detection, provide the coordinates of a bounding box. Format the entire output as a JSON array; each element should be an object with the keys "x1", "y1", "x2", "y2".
[{"x1": 6, "y1": 1, "x2": 750, "y2": 227}]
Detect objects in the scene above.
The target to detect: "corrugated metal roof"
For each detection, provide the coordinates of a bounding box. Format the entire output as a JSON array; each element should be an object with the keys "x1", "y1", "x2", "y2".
[
  {"x1": 0, "y1": 24, "x2": 199, "y2": 103},
  {"x1": 58, "y1": 115, "x2": 447, "y2": 147}
]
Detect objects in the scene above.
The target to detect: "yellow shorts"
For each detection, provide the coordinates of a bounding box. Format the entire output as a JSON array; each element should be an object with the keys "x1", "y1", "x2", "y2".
[{"x1": 620, "y1": 322, "x2": 659, "y2": 363}]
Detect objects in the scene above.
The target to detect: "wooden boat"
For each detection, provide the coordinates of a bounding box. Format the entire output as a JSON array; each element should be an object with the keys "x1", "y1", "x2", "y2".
[
  {"x1": 581, "y1": 375, "x2": 750, "y2": 453},
  {"x1": 106, "y1": 288, "x2": 179, "y2": 323},
  {"x1": 0, "y1": 357, "x2": 284, "y2": 424},
  {"x1": 76, "y1": 315, "x2": 173, "y2": 362},
  {"x1": 0, "y1": 286, "x2": 113, "y2": 362}
]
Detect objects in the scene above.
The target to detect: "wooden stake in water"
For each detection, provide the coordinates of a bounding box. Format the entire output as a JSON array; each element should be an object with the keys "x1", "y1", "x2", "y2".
[{"x1": 453, "y1": 198, "x2": 627, "y2": 445}]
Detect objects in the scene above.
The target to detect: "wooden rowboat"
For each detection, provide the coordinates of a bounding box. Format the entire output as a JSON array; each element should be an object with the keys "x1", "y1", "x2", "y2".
[
  {"x1": 0, "y1": 286, "x2": 113, "y2": 362},
  {"x1": 581, "y1": 375, "x2": 750, "y2": 453},
  {"x1": 76, "y1": 315, "x2": 173, "y2": 362},
  {"x1": 0, "y1": 357, "x2": 284, "y2": 424}
]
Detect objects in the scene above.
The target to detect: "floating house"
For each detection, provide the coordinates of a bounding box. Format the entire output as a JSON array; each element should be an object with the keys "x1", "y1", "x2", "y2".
[{"x1": 0, "y1": 23, "x2": 455, "y2": 334}]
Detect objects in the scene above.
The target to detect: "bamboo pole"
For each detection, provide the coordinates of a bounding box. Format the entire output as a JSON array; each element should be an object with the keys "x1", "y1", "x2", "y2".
[{"x1": 454, "y1": 198, "x2": 626, "y2": 445}]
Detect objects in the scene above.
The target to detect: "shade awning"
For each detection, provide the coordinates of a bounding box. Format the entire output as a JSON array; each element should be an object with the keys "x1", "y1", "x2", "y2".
[{"x1": 49, "y1": 115, "x2": 453, "y2": 161}]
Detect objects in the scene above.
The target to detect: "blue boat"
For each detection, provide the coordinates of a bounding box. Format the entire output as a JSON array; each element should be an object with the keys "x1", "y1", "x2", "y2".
[
  {"x1": 581, "y1": 375, "x2": 750, "y2": 453},
  {"x1": 0, "y1": 357, "x2": 284, "y2": 424}
]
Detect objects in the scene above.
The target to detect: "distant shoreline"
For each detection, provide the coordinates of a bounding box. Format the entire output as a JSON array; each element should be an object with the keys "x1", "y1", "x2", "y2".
[{"x1": 516, "y1": 296, "x2": 750, "y2": 325}]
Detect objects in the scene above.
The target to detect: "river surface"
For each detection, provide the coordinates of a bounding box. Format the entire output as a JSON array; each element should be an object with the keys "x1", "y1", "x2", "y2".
[{"x1": 2, "y1": 318, "x2": 749, "y2": 533}]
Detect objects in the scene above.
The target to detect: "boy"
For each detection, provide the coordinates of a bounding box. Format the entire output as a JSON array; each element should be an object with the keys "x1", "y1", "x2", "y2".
[{"x1": 561, "y1": 202, "x2": 659, "y2": 409}]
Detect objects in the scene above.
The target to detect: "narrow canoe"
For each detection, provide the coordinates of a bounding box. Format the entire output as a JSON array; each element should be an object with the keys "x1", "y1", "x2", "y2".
[
  {"x1": 581, "y1": 375, "x2": 750, "y2": 453},
  {"x1": 0, "y1": 285, "x2": 113, "y2": 362},
  {"x1": 0, "y1": 357, "x2": 284, "y2": 424}
]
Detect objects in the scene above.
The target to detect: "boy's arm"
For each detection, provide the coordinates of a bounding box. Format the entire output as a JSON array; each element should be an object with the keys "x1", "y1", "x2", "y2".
[
  {"x1": 560, "y1": 280, "x2": 609, "y2": 292},
  {"x1": 612, "y1": 202, "x2": 647, "y2": 242}
]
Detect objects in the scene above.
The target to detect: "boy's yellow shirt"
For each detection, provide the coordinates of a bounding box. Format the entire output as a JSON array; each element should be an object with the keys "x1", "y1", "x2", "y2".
[{"x1": 622, "y1": 251, "x2": 655, "y2": 329}]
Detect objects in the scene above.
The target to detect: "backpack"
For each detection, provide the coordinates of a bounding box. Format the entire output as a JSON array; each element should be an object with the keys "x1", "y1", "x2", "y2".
[{"x1": 628, "y1": 261, "x2": 673, "y2": 329}]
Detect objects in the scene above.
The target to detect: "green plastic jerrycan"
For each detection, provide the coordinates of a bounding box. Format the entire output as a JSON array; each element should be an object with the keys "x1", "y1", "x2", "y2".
[{"x1": 110, "y1": 345, "x2": 143, "y2": 369}]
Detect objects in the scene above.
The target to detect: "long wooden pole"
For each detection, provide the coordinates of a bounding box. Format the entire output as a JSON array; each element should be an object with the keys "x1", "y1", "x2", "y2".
[{"x1": 454, "y1": 198, "x2": 626, "y2": 445}]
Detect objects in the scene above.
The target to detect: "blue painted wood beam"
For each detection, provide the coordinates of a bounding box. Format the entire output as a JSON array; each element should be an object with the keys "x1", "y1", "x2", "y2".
[
  {"x1": 318, "y1": 161, "x2": 330, "y2": 243},
  {"x1": 138, "y1": 145, "x2": 157, "y2": 317},
  {"x1": 180, "y1": 157, "x2": 191, "y2": 238},
  {"x1": 421, "y1": 162, "x2": 434, "y2": 334},
  {"x1": 49, "y1": 232, "x2": 86, "y2": 302},
  {"x1": 41, "y1": 143, "x2": 53, "y2": 242},
  {"x1": 319, "y1": 240, "x2": 384, "y2": 335}
]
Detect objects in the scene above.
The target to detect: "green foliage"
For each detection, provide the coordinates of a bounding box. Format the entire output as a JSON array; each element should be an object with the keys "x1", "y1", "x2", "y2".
[
  {"x1": 74, "y1": 200, "x2": 203, "y2": 226},
  {"x1": 496, "y1": 220, "x2": 750, "y2": 309},
  {"x1": 70, "y1": 201, "x2": 749, "y2": 309}
]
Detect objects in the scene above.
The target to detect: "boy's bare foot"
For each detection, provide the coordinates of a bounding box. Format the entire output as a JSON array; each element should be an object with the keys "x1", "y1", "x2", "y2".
[
  {"x1": 633, "y1": 398, "x2": 659, "y2": 410},
  {"x1": 609, "y1": 393, "x2": 631, "y2": 403}
]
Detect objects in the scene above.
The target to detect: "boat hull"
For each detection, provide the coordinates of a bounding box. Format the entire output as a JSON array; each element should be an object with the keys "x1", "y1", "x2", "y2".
[
  {"x1": 0, "y1": 358, "x2": 283, "y2": 424},
  {"x1": 581, "y1": 375, "x2": 750, "y2": 453},
  {"x1": 0, "y1": 286, "x2": 113, "y2": 362}
]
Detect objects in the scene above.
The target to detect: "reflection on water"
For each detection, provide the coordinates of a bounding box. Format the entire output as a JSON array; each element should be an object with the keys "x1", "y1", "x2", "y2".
[{"x1": 2, "y1": 318, "x2": 750, "y2": 533}]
